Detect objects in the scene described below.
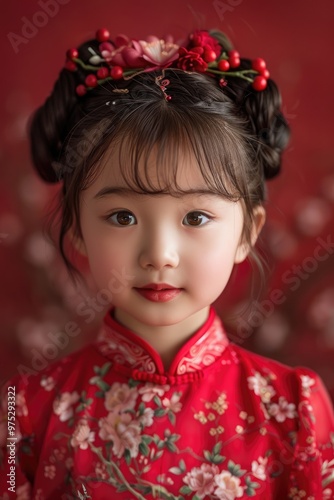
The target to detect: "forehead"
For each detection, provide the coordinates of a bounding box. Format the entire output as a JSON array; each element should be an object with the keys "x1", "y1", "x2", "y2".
[{"x1": 89, "y1": 139, "x2": 211, "y2": 194}]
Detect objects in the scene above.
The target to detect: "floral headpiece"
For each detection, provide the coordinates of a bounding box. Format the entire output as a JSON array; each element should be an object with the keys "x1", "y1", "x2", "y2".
[{"x1": 65, "y1": 28, "x2": 270, "y2": 98}]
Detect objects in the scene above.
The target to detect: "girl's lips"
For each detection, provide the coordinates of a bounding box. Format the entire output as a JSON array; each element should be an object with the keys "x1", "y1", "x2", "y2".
[{"x1": 134, "y1": 288, "x2": 182, "y2": 302}]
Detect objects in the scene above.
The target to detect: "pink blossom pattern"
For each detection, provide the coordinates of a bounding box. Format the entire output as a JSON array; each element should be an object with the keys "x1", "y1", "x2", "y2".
[
  {"x1": 183, "y1": 463, "x2": 219, "y2": 498},
  {"x1": 251, "y1": 456, "x2": 268, "y2": 481},
  {"x1": 162, "y1": 392, "x2": 182, "y2": 413},
  {"x1": 300, "y1": 375, "x2": 315, "y2": 397},
  {"x1": 16, "y1": 391, "x2": 28, "y2": 417},
  {"x1": 247, "y1": 372, "x2": 276, "y2": 403},
  {"x1": 268, "y1": 396, "x2": 297, "y2": 422},
  {"x1": 16, "y1": 482, "x2": 31, "y2": 500},
  {"x1": 98, "y1": 412, "x2": 142, "y2": 458},
  {"x1": 0, "y1": 307, "x2": 333, "y2": 499},
  {"x1": 138, "y1": 383, "x2": 170, "y2": 401},
  {"x1": 138, "y1": 407, "x2": 154, "y2": 427},
  {"x1": 44, "y1": 464, "x2": 56, "y2": 479},
  {"x1": 53, "y1": 391, "x2": 80, "y2": 421},
  {"x1": 104, "y1": 382, "x2": 137, "y2": 413},
  {"x1": 70, "y1": 419, "x2": 95, "y2": 450},
  {"x1": 40, "y1": 376, "x2": 56, "y2": 391},
  {"x1": 214, "y1": 471, "x2": 244, "y2": 499}
]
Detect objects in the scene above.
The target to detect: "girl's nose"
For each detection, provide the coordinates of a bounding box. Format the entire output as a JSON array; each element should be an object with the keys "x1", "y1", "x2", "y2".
[{"x1": 138, "y1": 228, "x2": 180, "y2": 270}]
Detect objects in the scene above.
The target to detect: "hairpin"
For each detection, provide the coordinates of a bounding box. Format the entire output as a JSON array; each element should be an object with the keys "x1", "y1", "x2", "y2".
[
  {"x1": 65, "y1": 28, "x2": 270, "y2": 97},
  {"x1": 155, "y1": 73, "x2": 172, "y2": 102}
]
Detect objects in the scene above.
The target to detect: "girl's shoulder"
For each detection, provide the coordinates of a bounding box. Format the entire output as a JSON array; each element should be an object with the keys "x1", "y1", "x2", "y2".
[
  {"x1": 229, "y1": 342, "x2": 334, "y2": 434},
  {"x1": 231, "y1": 341, "x2": 327, "y2": 397},
  {"x1": 1, "y1": 341, "x2": 99, "y2": 404}
]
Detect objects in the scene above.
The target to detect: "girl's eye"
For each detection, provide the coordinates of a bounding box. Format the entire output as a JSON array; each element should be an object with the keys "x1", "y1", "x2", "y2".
[
  {"x1": 108, "y1": 211, "x2": 137, "y2": 226},
  {"x1": 183, "y1": 211, "x2": 212, "y2": 227}
]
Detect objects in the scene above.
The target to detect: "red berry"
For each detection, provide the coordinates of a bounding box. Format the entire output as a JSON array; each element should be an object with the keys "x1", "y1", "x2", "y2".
[
  {"x1": 252, "y1": 57, "x2": 266, "y2": 72},
  {"x1": 219, "y1": 78, "x2": 227, "y2": 87},
  {"x1": 203, "y1": 49, "x2": 217, "y2": 63},
  {"x1": 76, "y1": 85, "x2": 87, "y2": 96},
  {"x1": 96, "y1": 28, "x2": 110, "y2": 42},
  {"x1": 217, "y1": 59, "x2": 230, "y2": 71},
  {"x1": 228, "y1": 50, "x2": 240, "y2": 59},
  {"x1": 66, "y1": 48, "x2": 78, "y2": 60},
  {"x1": 260, "y1": 68, "x2": 270, "y2": 79},
  {"x1": 85, "y1": 74, "x2": 98, "y2": 87},
  {"x1": 229, "y1": 57, "x2": 240, "y2": 68},
  {"x1": 65, "y1": 60, "x2": 77, "y2": 71},
  {"x1": 97, "y1": 67, "x2": 109, "y2": 79},
  {"x1": 110, "y1": 66, "x2": 123, "y2": 79},
  {"x1": 252, "y1": 76, "x2": 267, "y2": 91}
]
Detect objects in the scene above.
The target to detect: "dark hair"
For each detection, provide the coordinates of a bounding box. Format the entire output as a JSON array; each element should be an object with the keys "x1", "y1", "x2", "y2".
[{"x1": 28, "y1": 30, "x2": 290, "y2": 285}]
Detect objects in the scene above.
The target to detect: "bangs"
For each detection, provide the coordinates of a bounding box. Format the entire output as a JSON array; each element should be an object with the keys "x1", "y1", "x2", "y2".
[{"x1": 93, "y1": 99, "x2": 252, "y2": 202}]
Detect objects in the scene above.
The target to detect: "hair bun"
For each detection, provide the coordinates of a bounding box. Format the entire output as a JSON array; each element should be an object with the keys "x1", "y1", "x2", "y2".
[
  {"x1": 242, "y1": 78, "x2": 290, "y2": 180},
  {"x1": 28, "y1": 70, "x2": 78, "y2": 183}
]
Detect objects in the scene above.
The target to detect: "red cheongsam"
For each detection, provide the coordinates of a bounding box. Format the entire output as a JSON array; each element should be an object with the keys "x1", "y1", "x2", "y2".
[{"x1": 1, "y1": 305, "x2": 333, "y2": 499}]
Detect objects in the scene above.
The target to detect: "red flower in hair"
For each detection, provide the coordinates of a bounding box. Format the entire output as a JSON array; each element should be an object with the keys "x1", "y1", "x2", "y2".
[
  {"x1": 190, "y1": 30, "x2": 221, "y2": 58},
  {"x1": 177, "y1": 47, "x2": 208, "y2": 72}
]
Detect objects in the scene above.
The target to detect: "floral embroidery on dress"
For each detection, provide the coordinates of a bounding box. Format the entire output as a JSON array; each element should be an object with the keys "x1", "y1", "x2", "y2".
[{"x1": 1, "y1": 307, "x2": 333, "y2": 499}]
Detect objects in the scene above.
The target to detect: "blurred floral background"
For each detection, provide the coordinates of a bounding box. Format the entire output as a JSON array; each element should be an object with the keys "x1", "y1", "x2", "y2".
[{"x1": 1, "y1": 0, "x2": 333, "y2": 402}]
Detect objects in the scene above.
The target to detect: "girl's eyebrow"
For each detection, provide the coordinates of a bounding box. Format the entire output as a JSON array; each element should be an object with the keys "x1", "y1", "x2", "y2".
[{"x1": 93, "y1": 186, "x2": 222, "y2": 200}]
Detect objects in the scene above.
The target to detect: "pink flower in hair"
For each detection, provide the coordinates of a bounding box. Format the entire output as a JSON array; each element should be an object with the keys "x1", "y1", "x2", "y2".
[{"x1": 110, "y1": 35, "x2": 179, "y2": 68}]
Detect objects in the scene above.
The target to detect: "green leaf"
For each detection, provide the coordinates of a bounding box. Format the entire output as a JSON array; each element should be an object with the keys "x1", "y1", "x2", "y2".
[
  {"x1": 154, "y1": 408, "x2": 165, "y2": 417},
  {"x1": 168, "y1": 411, "x2": 176, "y2": 425},
  {"x1": 179, "y1": 459, "x2": 186, "y2": 473},
  {"x1": 95, "y1": 390, "x2": 105, "y2": 398},
  {"x1": 204, "y1": 450, "x2": 212, "y2": 461},
  {"x1": 139, "y1": 441, "x2": 149, "y2": 456},
  {"x1": 124, "y1": 448, "x2": 131, "y2": 465},
  {"x1": 138, "y1": 402, "x2": 145, "y2": 415},
  {"x1": 100, "y1": 362, "x2": 112, "y2": 376},
  {"x1": 213, "y1": 441, "x2": 222, "y2": 455},
  {"x1": 227, "y1": 460, "x2": 246, "y2": 476},
  {"x1": 96, "y1": 379, "x2": 110, "y2": 391},
  {"x1": 128, "y1": 378, "x2": 140, "y2": 388},
  {"x1": 142, "y1": 435, "x2": 154, "y2": 444},
  {"x1": 245, "y1": 486, "x2": 256, "y2": 496},
  {"x1": 153, "y1": 395, "x2": 162, "y2": 407},
  {"x1": 179, "y1": 486, "x2": 192, "y2": 494},
  {"x1": 245, "y1": 476, "x2": 260, "y2": 489},
  {"x1": 166, "y1": 441, "x2": 177, "y2": 453},
  {"x1": 157, "y1": 440, "x2": 165, "y2": 450},
  {"x1": 93, "y1": 366, "x2": 101, "y2": 375},
  {"x1": 212, "y1": 455, "x2": 225, "y2": 464}
]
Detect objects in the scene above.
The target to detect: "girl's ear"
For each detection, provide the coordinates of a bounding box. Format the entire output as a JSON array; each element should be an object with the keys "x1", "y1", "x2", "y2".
[
  {"x1": 68, "y1": 227, "x2": 88, "y2": 257},
  {"x1": 234, "y1": 205, "x2": 266, "y2": 264}
]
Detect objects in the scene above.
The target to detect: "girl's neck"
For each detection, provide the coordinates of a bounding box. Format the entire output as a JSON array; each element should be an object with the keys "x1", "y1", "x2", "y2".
[{"x1": 112, "y1": 306, "x2": 211, "y2": 371}]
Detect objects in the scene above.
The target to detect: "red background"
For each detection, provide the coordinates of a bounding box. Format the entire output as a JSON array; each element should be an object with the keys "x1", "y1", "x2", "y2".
[{"x1": 1, "y1": 1, "x2": 334, "y2": 401}]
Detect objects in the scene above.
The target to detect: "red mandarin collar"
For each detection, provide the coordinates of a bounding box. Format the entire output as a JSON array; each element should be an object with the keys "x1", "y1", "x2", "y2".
[{"x1": 95, "y1": 306, "x2": 230, "y2": 384}]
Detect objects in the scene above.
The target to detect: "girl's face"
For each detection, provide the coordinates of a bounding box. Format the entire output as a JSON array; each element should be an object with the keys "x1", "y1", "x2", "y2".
[{"x1": 73, "y1": 143, "x2": 264, "y2": 333}]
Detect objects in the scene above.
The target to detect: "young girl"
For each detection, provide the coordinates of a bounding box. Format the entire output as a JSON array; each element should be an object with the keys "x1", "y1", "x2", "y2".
[{"x1": 1, "y1": 27, "x2": 333, "y2": 500}]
